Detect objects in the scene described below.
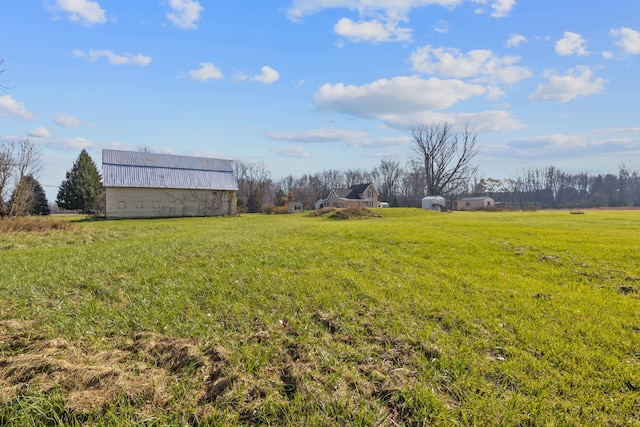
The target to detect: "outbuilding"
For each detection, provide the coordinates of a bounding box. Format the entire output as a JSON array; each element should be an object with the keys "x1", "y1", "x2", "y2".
[
  {"x1": 103, "y1": 149, "x2": 238, "y2": 219},
  {"x1": 422, "y1": 196, "x2": 446, "y2": 211},
  {"x1": 456, "y1": 196, "x2": 494, "y2": 211}
]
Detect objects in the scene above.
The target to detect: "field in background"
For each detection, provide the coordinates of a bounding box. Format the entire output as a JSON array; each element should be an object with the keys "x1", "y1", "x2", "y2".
[{"x1": 1, "y1": 209, "x2": 639, "y2": 425}]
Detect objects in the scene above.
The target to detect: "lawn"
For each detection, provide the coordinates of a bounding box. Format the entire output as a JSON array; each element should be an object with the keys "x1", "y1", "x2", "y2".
[{"x1": 1, "y1": 209, "x2": 639, "y2": 426}]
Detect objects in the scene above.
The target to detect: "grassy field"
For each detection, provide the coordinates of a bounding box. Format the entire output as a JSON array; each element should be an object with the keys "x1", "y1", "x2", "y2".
[{"x1": 1, "y1": 209, "x2": 639, "y2": 426}]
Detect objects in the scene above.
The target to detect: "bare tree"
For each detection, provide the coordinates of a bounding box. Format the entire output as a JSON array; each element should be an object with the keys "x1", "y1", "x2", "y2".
[
  {"x1": 8, "y1": 139, "x2": 43, "y2": 217},
  {"x1": 0, "y1": 141, "x2": 14, "y2": 215},
  {"x1": 376, "y1": 159, "x2": 404, "y2": 203},
  {"x1": 412, "y1": 122, "x2": 479, "y2": 196}
]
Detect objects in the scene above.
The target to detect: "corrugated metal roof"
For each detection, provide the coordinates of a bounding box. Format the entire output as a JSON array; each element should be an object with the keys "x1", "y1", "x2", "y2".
[
  {"x1": 103, "y1": 149, "x2": 238, "y2": 190},
  {"x1": 103, "y1": 149, "x2": 234, "y2": 172}
]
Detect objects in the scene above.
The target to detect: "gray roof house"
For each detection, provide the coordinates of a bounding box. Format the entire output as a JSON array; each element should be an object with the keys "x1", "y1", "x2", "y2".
[
  {"x1": 103, "y1": 149, "x2": 238, "y2": 219},
  {"x1": 316, "y1": 183, "x2": 379, "y2": 209}
]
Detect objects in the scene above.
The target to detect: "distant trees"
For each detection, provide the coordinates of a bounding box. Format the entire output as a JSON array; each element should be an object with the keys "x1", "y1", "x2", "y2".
[
  {"x1": 56, "y1": 149, "x2": 103, "y2": 213},
  {"x1": 234, "y1": 160, "x2": 272, "y2": 213},
  {"x1": 0, "y1": 139, "x2": 46, "y2": 217},
  {"x1": 411, "y1": 122, "x2": 479, "y2": 196}
]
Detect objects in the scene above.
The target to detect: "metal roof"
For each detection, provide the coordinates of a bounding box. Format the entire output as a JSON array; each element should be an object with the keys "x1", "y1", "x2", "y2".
[{"x1": 102, "y1": 149, "x2": 238, "y2": 191}]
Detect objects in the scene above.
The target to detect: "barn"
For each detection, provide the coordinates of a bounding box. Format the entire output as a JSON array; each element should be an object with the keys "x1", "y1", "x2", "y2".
[{"x1": 103, "y1": 149, "x2": 238, "y2": 219}]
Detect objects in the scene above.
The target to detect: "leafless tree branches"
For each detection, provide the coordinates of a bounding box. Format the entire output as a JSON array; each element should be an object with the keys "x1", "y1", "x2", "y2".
[{"x1": 412, "y1": 122, "x2": 480, "y2": 196}]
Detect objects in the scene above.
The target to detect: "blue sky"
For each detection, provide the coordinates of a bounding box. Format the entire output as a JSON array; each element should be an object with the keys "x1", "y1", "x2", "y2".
[{"x1": 1, "y1": 0, "x2": 639, "y2": 200}]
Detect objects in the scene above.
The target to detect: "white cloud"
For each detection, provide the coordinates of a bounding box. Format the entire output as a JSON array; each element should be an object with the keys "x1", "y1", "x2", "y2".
[
  {"x1": 610, "y1": 27, "x2": 640, "y2": 55},
  {"x1": 251, "y1": 66, "x2": 280, "y2": 84},
  {"x1": 0, "y1": 95, "x2": 35, "y2": 120},
  {"x1": 271, "y1": 146, "x2": 311, "y2": 158},
  {"x1": 285, "y1": 0, "x2": 516, "y2": 22},
  {"x1": 315, "y1": 75, "x2": 487, "y2": 116},
  {"x1": 602, "y1": 51, "x2": 614, "y2": 59},
  {"x1": 167, "y1": 0, "x2": 204, "y2": 30},
  {"x1": 490, "y1": 0, "x2": 516, "y2": 18},
  {"x1": 409, "y1": 46, "x2": 532, "y2": 84},
  {"x1": 593, "y1": 127, "x2": 640, "y2": 135},
  {"x1": 530, "y1": 66, "x2": 606, "y2": 103},
  {"x1": 334, "y1": 17, "x2": 412, "y2": 43},
  {"x1": 49, "y1": 0, "x2": 106, "y2": 26},
  {"x1": 54, "y1": 113, "x2": 83, "y2": 127},
  {"x1": 73, "y1": 49, "x2": 152, "y2": 66},
  {"x1": 494, "y1": 133, "x2": 640, "y2": 160},
  {"x1": 186, "y1": 63, "x2": 223, "y2": 81},
  {"x1": 266, "y1": 129, "x2": 411, "y2": 150},
  {"x1": 43, "y1": 137, "x2": 95, "y2": 151},
  {"x1": 506, "y1": 33, "x2": 526, "y2": 48},
  {"x1": 384, "y1": 109, "x2": 525, "y2": 132},
  {"x1": 432, "y1": 19, "x2": 449, "y2": 34},
  {"x1": 555, "y1": 31, "x2": 590, "y2": 56},
  {"x1": 28, "y1": 126, "x2": 51, "y2": 138},
  {"x1": 313, "y1": 75, "x2": 524, "y2": 131},
  {"x1": 265, "y1": 128, "x2": 368, "y2": 143}
]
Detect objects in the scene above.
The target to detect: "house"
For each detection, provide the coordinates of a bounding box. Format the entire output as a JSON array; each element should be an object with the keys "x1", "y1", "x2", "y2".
[
  {"x1": 456, "y1": 196, "x2": 494, "y2": 211},
  {"x1": 422, "y1": 196, "x2": 446, "y2": 211},
  {"x1": 102, "y1": 149, "x2": 238, "y2": 219},
  {"x1": 317, "y1": 183, "x2": 379, "y2": 209}
]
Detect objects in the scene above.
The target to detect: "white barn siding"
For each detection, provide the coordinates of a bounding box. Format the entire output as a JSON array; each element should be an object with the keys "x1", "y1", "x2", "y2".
[{"x1": 105, "y1": 188, "x2": 237, "y2": 219}]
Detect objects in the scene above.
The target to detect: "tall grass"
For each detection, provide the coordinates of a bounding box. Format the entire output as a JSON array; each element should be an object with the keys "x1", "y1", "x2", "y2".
[{"x1": 1, "y1": 209, "x2": 639, "y2": 425}]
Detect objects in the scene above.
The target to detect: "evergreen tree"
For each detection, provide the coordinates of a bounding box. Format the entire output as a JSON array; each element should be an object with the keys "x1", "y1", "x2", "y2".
[
  {"x1": 8, "y1": 175, "x2": 49, "y2": 216},
  {"x1": 56, "y1": 149, "x2": 103, "y2": 213},
  {"x1": 30, "y1": 176, "x2": 50, "y2": 215},
  {"x1": 247, "y1": 187, "x2": 263, "y2": 213}
]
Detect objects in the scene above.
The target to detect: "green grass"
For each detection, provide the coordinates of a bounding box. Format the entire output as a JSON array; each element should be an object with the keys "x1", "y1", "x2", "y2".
[{"x1": 1, "y1": 209, "x2": 639, "y2": 425}]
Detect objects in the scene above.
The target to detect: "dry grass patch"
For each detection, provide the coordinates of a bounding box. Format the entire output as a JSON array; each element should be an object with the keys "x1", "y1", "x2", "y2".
[{"x1": 0, "y1": 217, "x2": 72, "y2": 233}]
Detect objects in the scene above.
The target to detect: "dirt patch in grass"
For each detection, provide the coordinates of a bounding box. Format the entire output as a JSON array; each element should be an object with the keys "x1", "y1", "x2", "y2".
[
  {"x1": 0, "y1": 217, "x2": 72, "y2": 233},
  {"x1": 0, "y1": 321, "x2": 233, "y2": 416},
  {"x1": 1, "y1": 310, "x2": 431, "y2": 424}
]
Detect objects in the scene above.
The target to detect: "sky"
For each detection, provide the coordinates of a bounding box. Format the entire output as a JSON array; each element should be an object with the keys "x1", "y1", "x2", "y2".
[{"x1": 1, "y1": 0, "x2": 640, "y2": 201}]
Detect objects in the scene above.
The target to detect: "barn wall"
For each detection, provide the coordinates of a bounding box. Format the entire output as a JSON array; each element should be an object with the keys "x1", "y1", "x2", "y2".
[{"x1": 105, "y1": 187, "x2": 237, "y2": 219}]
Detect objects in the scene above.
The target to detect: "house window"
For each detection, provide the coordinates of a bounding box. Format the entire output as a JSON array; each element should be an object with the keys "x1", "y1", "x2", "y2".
[
  {"x1": 153, "y1": 201, "x2": 160, "y2": 209},
  {"x1": 466, "y1": 202, "x2": 470, "y2": 207},
  {"x1": 136, "y1": 201, "x2": 143, "y2": 209},
  {"x1": 118, "y1": 201, "x2": 126, "y2": 209},
  {"x1": 368, "y1": 190, "x2": 373, "y2": 198}
]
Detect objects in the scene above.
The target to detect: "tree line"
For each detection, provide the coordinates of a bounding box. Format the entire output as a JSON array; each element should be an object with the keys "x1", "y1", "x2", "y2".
[
  {"x1": 0, "y1": 141, "x2": 103, "y2": 218},
  {"x1": 235, "y1": 159, "x2": 640, "y2": 212},
  {"x1": 3, "y1": 123, "x2": 639, "y2": 217}
]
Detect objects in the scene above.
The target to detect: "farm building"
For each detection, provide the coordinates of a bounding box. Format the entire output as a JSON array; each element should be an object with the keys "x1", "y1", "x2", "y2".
[
  {"x1": 456, "y1": 196, "x2": 494, "y2": 211},
  {"x1": 316, "y1": 183, "x2": 379, "y2": 209},
  {"x1": 422, "y1": 196, "x2": 446, "y2": 211},
  {"x1": 103, "y1": 149, "x2": 238, "y2": 219}
]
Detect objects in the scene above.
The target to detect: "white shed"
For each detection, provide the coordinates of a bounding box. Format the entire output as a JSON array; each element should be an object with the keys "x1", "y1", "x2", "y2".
[
  {"x1": 456, "y1": 196, "x2": 494, "y2": 211},
  {"x1": 422, "y1": 196, "x2": 446, "y2": 211}
]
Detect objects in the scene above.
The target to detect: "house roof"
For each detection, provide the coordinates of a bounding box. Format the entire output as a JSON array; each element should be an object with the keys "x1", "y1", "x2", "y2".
[
  {"x1": 346, "y1": 183, "x2": 374, "y2": 199},
  {"x1": 102, "y1": 149, "x2": 239, "y2": 191},
  {"x1": 458, "y1": 196, "x2": 493, "y2": 201}
]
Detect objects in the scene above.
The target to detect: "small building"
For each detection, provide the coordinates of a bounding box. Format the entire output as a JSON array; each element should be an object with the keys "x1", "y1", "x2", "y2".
[
  {"x1": 287, "y1": 202, "x2": 304, "y2": 213},
  {"x1": 456, "y1": 196, "x2": 494, "y2": 211},
  {"x1": 422, "y1": 196, "x2": 446, "y2": 211},
  {"x1": 317, "y1": 183, "x2": 379, "y2": 209},
  {"x1": 103, "y1": 149, "x2": 238, "y2": 219}
]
